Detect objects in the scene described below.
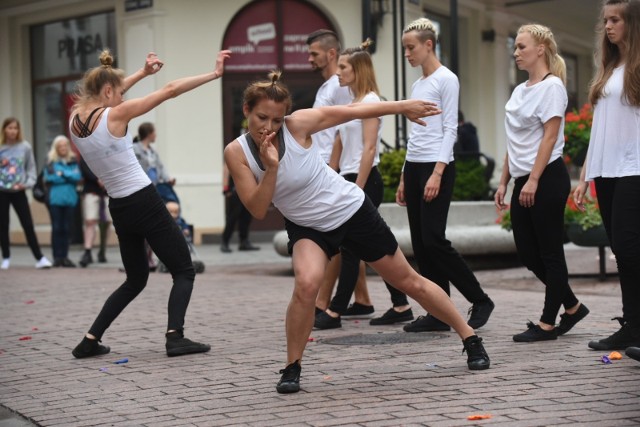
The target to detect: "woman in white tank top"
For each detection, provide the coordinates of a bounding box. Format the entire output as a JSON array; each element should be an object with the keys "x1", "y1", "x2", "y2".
[
  {"x1": 69, "y1": 48, "x2": 230, "y2": 361},
  {"x1": 224, "y1": 71, "x2": 491, "y2": 394}
]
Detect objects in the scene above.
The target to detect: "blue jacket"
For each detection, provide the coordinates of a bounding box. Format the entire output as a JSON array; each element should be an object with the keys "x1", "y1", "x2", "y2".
[{"x1": 43, "y1": 160, "x2": 81, "y2": 207}]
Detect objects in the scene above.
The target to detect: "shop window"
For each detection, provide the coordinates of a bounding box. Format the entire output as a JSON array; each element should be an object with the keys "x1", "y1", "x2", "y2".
[{"x1": 30, "y1": 11, "x2": 116, "y2": 165}]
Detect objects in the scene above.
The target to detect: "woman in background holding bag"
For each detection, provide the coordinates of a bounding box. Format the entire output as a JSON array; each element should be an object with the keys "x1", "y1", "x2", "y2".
[{"x1": 44, "y1": 135, "x2": 82, "y2": 267}]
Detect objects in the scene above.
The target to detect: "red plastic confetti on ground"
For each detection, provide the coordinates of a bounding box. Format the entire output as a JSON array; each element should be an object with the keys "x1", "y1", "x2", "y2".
[
  {"x1": 467, "y1": 414, "x2": 492, "y2": 420},
  {"x1": 608, "y1": 351, "x2": 622, "y2": 360},
  {"x1": 19, "y1": 336, "x2": 32, "y2": 341},
  {"x1": 25, "y1": 300, "x2": 35, "y2": 304},
  {"x1": 307, "y1": 337, "x2": 315, "y2": 342},
  {"x1": 31, "y1": 327, "x2": 38, "y2": 331},
  {"x1": 323, "y1": 375, "x2": 332, "y2": 380}
]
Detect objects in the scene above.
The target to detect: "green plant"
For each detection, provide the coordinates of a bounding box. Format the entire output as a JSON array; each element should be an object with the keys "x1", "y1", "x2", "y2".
[
  {"x1": 563, "y1": 103, "x2": 593, "y2": 164},
  {"x1": 451, "y1": 159, "x2": 489, "y2": 201},
  {"x1": 565, "y1": 183, "x2": 603, "y2": 231},
  {"x1": 378, "y1": 148, "x2": 406, "y2": 203}
]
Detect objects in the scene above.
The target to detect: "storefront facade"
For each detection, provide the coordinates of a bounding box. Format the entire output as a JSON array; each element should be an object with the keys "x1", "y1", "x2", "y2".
[{"x1": 0, "y1": 0, "x2": 599, "y2": 242}]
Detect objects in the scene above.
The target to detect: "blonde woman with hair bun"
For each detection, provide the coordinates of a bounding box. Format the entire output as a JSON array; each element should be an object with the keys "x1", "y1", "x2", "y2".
[
  {"x1": 43, "y1": 135, "x2": 81, "y2": 268},
  {"x1": 495, "y1": 23, "x2": 589, "y2": 342},
  {"x1": 398, "y1": 17, "x2": 495, "y2": 334},
  {"x1": 69, "y1": 48, "x2": 230, "y2": 360}
]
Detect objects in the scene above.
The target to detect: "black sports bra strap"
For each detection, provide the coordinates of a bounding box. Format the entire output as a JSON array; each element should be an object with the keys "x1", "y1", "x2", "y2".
[
  {"x1": 244, "y1": 131, "x2": 285, "y2": 171},
  {"x1": 73, "y1": 107, "x2": 106, "y2": 138}
]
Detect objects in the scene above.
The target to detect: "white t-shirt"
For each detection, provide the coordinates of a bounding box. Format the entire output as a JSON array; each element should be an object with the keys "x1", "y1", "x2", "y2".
[
  {"x1": 70, "y1": 108, "x2": 151, "y2": 198},
  {"x1": 504, "y1": 76, "x2": 567, "y2": 178},
  {"x1": 336, "y1": 92, "x2": 382, "y2": 175},
  {"x1": 405, "y1": 66, "x2": 459, "y2": 164},
  {"x1": 237, "y1": 121, "x2": 364, "y2": 232},
  {"x1": 311, "y1": 74, "x2": 353, "y2": 163},
  {"x1": 585, "y1": 65, "x2": 640, "y2": 180}
]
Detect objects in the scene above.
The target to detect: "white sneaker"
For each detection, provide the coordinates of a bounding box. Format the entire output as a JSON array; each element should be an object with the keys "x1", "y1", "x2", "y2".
[
  {"x1": 1, "y1": 258, "x2": 9, "y2": 270},
  {"x1": 36, "y1": 256, "x2": 52, "y2": 269}
]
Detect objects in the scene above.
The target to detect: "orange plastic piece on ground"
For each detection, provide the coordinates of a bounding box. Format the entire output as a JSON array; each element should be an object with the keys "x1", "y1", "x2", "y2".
[
  {"x1": 608, "y1": 351, "x2": 623, "y2": 360},
  {"x1": 467, "y1": 414, "x2": 492, "y2": 420}
]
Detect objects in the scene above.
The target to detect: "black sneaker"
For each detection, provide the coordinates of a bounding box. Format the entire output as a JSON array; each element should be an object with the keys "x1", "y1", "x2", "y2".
[
  {"x1": 79, "y1": 251, "x2": 93, "y2": 268},
  {"x1": 97, "y1": 250, "x2": 107, "y2": 263},
  {"x1": 557, "y1": 303, "x2": 590, "y2": 336},
  {"x1": 626, "y1": 347, "x2": 640, "y2": 362},
  {"x1": 314, "y1": 311, "x2": 341, "y2": 330},
  {"x1": 165, "y1": 331, "x2": 211, "y2": 357},
  {"x1": 238, "y1": 240, "x2": 260, "y2": 251},
  {"x1": 513, "y1": 322, "x2": 558, "y2": 342},
  {"x1": 369, "y1": 307, "x2": 414, "y2": 325},
  {"x1": 343, "y1": 302, "x2": 375, "y2": 317},
  {"x1": 462, "y1": 335, "x2": 490, "y2": 370},
  {"x1": 467, "y1": 298, "x2": 495, "y2": 329},
  {"x1": 276, "y1": 360, "x2": 301, "y2": 393},
  {"x1": 588, "y1": 318, "x2": 640, "y2": 350},
  {"x1": 62, "y1": 258, "x2": 77, "y2": 268},
  {"x1": 72, "y1": 336, "x2": 111, "y2": 359},
  {"x1": 403, "y1": 314, "x2": 451, "y2": 332},
  {"x1": 220, "y1": 242, "x2": 232, "y2": 253}
]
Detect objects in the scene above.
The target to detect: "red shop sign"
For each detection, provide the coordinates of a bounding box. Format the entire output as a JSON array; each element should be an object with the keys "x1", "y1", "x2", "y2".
[{"x1": 223, "y1": 0, "x2": 334, "y2": 72}]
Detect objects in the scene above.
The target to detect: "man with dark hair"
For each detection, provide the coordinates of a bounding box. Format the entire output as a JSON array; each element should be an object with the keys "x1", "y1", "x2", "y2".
[
  {"x1": 306, "y1": 29, "x2": 357, "y2": 315},
  {"x1": 306, "y1": 29, "x2": 352, "y2": 163}
]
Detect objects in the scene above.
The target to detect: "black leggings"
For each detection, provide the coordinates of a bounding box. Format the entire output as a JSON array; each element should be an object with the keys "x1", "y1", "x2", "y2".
[
  {"x1": 595, "y1": 175, "x2": 640, "y2": 325},
  {"x1": 403, "y1": 161, "x2": 489, "y2": 303},
  {"x1": 329, "y1": 167, "x2": 408, "y2": 314},
  {"x1": 511, "y1": 158, "x2": 578, "y2": 325},
  {"x1": 88, "y1": 184, "x2": 195, "y2": 339},
  {"x1": 222, "y1": 191, "x2": 252, "y2": 244},
  {"x1": 0, "y1": 190, "x2": 44, "y2": 260}
]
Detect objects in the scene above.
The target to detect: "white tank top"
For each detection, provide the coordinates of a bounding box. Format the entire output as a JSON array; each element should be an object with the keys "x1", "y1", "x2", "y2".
[
  {"x1": 69, "y1": 108, "x2": 151, "y2": 198},
  {"x1": 237, "y1": 121, "x2": 364, "y2": 232}
]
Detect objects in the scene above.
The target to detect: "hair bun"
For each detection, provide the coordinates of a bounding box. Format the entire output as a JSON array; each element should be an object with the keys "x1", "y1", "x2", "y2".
[
  {"x1": 268, "y1": 70, "x2": 282, "y2": 85},
  {"x1": 99, "y1": 49, "x2": 114, "y2": 67}
]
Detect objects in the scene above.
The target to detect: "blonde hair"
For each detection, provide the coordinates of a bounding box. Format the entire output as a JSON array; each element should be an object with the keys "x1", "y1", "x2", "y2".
[
  {"x1": 340, "y1": 38, "x2": 380, "y2": 101},
  {"x1": 517, "y1": 24, "x2": 567, "y2": 85},
  {"x1": 243, "y1": 70, "x2": 292, "y2": 113},
  {"x1": 403, "y1": 18, "x2": 438, "y2": 46},
  {"x1": 47, "y1": 135, "x2": 76, "y2": 163},
  {"x1": 1, "y1": 117, "x2": 23, "y2": 145},
  {"x1": 589, "y1": 0, "x2": 640, "y2": 106},
  {"x1": 72, "y1": 49, "x2": 125, "y2": 111}
]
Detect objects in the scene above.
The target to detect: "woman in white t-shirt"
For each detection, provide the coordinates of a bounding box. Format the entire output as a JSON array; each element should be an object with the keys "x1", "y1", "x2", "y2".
[
  {"x1": 495, "y1": 24, "x2": 589, "y2": 342},
  {"x1": 314, "y1": 39, "x2": 412, "y2": 330},
  {"x1": 574, "y1": 0, "x2": 640, "y2": 354},
  {"x1": 397, "y1": 18, "x2": 494, "y2": 334}
]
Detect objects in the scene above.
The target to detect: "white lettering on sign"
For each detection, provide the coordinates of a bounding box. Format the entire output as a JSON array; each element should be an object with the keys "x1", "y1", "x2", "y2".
[{"x1": 248, "y1": 23, "x2": 276, "y2": 45}]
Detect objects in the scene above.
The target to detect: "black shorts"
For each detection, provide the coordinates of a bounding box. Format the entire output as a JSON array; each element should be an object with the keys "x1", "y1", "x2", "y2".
[{"x1": 285, "y1": 196, "x2": 398, "y2": 262}]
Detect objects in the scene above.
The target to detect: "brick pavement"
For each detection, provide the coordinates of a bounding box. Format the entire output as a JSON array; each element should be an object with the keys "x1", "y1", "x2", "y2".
[{"x1": 1, "y1": 243, "x2": 639, "y2": 426}]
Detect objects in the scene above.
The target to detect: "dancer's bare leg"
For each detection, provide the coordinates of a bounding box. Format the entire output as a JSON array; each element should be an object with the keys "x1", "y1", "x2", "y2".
[
  {"x1": 353, "y1": 261, "x2": 373, "y2": 306},
  {"x1": 315, "y1": 253, "x2": 340, "y2": 310},
  {"x1": 370, "y1": 248, "x2": 474, "y2": 338},
  {"x1": 286, "y1": 239, "x2": 328, "y2": 363}
]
